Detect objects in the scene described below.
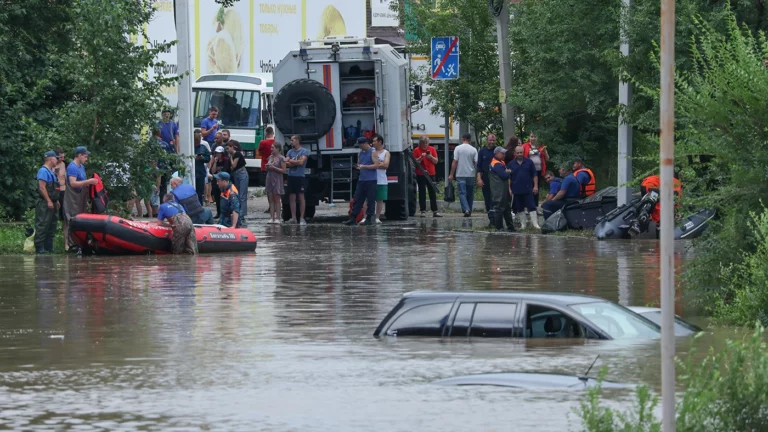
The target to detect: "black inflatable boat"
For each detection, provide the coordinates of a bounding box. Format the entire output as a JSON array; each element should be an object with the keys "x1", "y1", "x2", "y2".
[{"x1": 594, "y1": 204, "x2": 715, "y2": 240}]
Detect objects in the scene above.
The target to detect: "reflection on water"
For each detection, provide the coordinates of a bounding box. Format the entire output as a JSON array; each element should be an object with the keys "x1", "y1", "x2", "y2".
[{"x1": 0, "y1": 222, "x2": 719, "y2": 430}]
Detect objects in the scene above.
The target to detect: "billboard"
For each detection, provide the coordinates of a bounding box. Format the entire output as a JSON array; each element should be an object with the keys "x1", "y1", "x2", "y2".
[
  {"x1": 371, "y1": 0, "x2": 398, "y2": 27},
  {"x1": 143, "y1": 0, "x2": 367, "y2": 107}
]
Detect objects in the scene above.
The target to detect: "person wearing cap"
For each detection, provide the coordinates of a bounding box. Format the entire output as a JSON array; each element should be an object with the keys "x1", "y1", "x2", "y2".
[
  {"x1": 343, "y1": 137, "x2": 377, "y2": 225},
  {"x1": 214, "y1": 172, "x2": 241, "y2": 228},
  {"x1": 209, "y1": 145, "x2": 231, "y2": 219},
  {"x1": 63, "y1": 146, "x2": 97, "y2": 249},
  {"x1": 169, "y1": 177, "x2": 214, "y2": 224},
  {"x1": 34, "y1": 151, "x2": 61, "y2": 253},
  {"x1": 448, "y1": 133, "x2": 479, "y2": 217},
  {"x1": 508, "y1": 145, "x2": 540, "y2": 230},
  {"x1": 541, "y1": 159, "x2": 588, "y2": 220},
  {"x1": 156, "y1": 193, "x2": 198, "y2": 254},
  {"x1": 489, "y1": 146, "x2": 515, "y2": 232},
  {"x1": 158, "y1": 108, "x2": 180, "y2": 154}
]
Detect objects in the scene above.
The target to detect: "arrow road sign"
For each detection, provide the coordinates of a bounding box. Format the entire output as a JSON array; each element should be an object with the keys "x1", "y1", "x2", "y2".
[{"x1": 431, "y1": 36, "x2": 459, "y2": 80}]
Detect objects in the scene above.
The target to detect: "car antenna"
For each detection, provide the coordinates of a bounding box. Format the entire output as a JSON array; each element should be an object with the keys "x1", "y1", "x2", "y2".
[{"x1": 578, "y1": 355, "x2": 600, "y2": 383}]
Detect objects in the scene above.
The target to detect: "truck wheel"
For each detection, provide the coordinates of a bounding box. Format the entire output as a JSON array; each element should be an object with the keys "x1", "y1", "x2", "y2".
[
  {"x1": 274, "y1": 79, "x2": 337, "y2": 137},
  {"x1": 281, "y1": 195, "x2": 291, "y2": 221},
  {"x1": 385, "y1": 200, "x2": 407, "y2": 221},
  {"x1": 408, "y1": 164, "x2": 417, "y2": 217},
  {"x1": 305, "y1": 204, "x2": 316, "y2": 219}
]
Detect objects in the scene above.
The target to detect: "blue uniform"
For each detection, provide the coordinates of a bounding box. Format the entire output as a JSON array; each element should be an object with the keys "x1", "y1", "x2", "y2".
[
  {"x1": 477, "y1": 147, "x2": 495, "y2": 175},
  {"x1": 507, "y1": 158, "x2": 536, "y2": 195},
  {"x1": 157, "y1": 202, "x2": 183, "y2": 220},
  {"x1": 66, "y1": 162, "x2": 87, "y2": 192},
  {"x1": 200, "y1": 118, "x2": 219, "y2": 144},
  {"x1": 158, "y1": 120, "x2": 179, "y2": 147},
  {"x1": 219, "y1": 184, "x2": 241, "y2": 228},
  {"x1": 549, "y1": 178, "x2": 562, "y2": 195},
  {"x1": 560, "y1": 175, "x2": 582, "y2": 199}
]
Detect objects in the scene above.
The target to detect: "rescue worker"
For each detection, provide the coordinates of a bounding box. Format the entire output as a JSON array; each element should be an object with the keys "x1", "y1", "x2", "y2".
[
  {"x1": 571, "y1": 158, "x2": 596, "y2": 198},
  {"x1": 214, "y1": 172, "x2": 241, "y2": 228},
  {"x1": 169, "y1": 177, "x2": 214, "y2": 224},
  {"x1": 489, "y1": 146, "x2": 516, "y2": 232},
  {"x1": 34, "y1": 151, "x2": 61, "y2": 254},
  {"x1": 541, "y1": 161, "x2": 588, "y2": 220},
  {"x1": 63, "y1": 146, "x2": 98, "y2": 251},
  {"x1": 156, "y1": 193, "x2": 198, "y2": 255},
  {"x1": 543, "y1": 171, "x2": 561, "y2": 202},
  {"x1": 629, "y1": 174, "x2": 682, "y2": 238}
]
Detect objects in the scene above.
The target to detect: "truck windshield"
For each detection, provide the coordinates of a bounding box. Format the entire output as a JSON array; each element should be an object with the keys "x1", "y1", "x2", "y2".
[{"x1": 194, "y1": 89, "x2": 261, "y2": 129}]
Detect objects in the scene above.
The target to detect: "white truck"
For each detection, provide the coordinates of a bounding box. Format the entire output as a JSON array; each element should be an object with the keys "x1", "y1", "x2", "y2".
[{"x1": 272, "y1": 37, "x2": 421, "y2": 220}]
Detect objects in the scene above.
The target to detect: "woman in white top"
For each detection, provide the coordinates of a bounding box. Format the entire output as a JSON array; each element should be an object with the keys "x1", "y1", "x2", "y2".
[{"x1": 372, "y1": 135, "x2": 390, "y2": 224}]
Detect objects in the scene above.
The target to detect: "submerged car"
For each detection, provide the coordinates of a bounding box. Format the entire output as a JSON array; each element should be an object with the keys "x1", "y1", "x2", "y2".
[
  {"x1": 433, "y1": 372, "x2": 633, "y2": 390},
  {"x1": 374, "y1": 291, "x2": 663, "y2": 340},
  {"x1": 627, "y1": 306, "x2": 702, "y2": 336}
]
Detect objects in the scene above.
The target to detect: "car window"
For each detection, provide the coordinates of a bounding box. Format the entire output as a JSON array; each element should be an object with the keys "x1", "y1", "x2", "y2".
[
  {"x1": 449, "y1": 303, "x2": 475, "y2": 337},
  {"x1": 570, "y1": 302, "x2": 660, "y2": 339},
  {"x1": 525, "y1": 305, "x2": 584, "y2": 338},
  {"x1": 469, "y1": 303, "x2": 517, "y2": 338},
  {"x1": 387, "y1": 303, "x2": 453, "y2": 337}
]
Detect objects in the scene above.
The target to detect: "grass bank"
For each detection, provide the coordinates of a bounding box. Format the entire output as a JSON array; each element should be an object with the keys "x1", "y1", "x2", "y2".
[{"x1": 0, "y1": 223, "x2": 65, "y2": 255}]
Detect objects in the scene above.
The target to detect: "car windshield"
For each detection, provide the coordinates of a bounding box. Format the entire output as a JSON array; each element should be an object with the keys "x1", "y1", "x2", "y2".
[
  {"x1": 570, "y1": 302, "x2": 660, "y2": 339},
  {"x1": 194, "y1": 89, "x2": 260, "y2": 128},
  {"x1": 638, "y1": 311, "x2": 700, "y2": 336}
]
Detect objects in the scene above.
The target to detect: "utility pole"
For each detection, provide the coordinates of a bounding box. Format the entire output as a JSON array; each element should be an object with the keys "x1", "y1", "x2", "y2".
[
  {"x1": 659, "y1": 0, "x2": 676, "y2": 430},
  {"x1": 490, "y1": 0, "x2": 515, "y2": 139},
  {"x1": 175, "y1": 0, "x2": 194, "y2": 180},
  {"x1": 618, "y1": 0, "x2": 633, "y2": 206}
]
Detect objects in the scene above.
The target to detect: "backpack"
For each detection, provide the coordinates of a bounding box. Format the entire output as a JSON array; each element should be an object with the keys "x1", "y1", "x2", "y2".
[
  {"x1": 90, "y1": 173, "x2": 109, "y2": 214},
  {"x1": 541, "y1": 209, "x2": 568, "y2": 234}
]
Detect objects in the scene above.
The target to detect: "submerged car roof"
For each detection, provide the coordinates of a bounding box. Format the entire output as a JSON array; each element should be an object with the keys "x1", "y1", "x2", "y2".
[{"x1": 401, "y1": 291, "x2": 608, "y2": 306}]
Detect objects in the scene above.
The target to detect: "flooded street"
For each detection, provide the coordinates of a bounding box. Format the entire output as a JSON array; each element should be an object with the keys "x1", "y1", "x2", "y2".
[{"x1": 0, "y1": 221, "x2": 732, "y2": 431}]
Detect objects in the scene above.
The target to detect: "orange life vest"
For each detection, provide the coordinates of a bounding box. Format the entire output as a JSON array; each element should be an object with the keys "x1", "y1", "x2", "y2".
[
  {"x1": 221, "y1": 184, "x2": 239, "y2": 199},
  {"x1": 572, "y1": 168, "x2": 596, "y2": 198},
  {"x1": 641, "y1": 175, "x2": 682, "y2": 223},
  {"x1": 490, "y1": 158, "x2": 505, "y2": 168}
]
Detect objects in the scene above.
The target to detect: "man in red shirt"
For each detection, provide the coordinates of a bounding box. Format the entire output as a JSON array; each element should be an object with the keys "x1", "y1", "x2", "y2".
[
  {"x1": 258, "y1": 126, "x2": 276, "y2": 187},
  {"x1": 413, "y1": 135, "x2": 442, "y2": 218}
]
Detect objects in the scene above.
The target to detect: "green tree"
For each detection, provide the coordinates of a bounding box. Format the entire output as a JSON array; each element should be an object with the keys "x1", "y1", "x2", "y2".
[
  {"x1": 404, "y1": 0, "x2": 502, "y2": 143},
  {"x1": 0, "y1": 0, "x2": 179, "y2": 218}
]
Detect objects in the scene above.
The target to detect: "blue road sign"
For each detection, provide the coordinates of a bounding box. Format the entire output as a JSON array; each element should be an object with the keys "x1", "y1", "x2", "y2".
[{"x1": 431, "y1": 36, "x2": 459, "y2": 80}]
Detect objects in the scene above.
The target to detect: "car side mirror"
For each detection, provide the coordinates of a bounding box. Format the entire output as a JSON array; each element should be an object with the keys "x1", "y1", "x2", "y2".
[{"x1": 412, "y1": 85, "x2": 423, "y2": 103}]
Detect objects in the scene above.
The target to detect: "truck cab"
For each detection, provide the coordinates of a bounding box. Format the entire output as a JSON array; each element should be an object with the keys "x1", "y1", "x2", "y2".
[{"x1": 272, "y1": 37, "x2": 416, "y2": 220}]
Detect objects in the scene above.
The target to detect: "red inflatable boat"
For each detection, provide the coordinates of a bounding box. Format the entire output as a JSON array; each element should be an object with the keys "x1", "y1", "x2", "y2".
[{"x1": 70, "y1": 214, "x2": 257, "y2": 255}]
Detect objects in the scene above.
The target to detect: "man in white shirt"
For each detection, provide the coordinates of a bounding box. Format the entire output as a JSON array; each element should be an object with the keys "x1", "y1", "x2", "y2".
[{"x1": 448, "y1": 133, "x2": 479, "y2": 217}]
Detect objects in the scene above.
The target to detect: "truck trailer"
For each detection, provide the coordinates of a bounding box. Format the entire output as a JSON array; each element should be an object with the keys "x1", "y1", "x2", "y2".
[{"x1": 272, "y1": 37, "x2": 419, "y2": 220}]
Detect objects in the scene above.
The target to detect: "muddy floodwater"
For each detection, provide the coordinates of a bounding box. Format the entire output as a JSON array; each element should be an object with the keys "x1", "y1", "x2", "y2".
[{"x1": 0, "y1": 220, "x2": 737, "y2": 431}]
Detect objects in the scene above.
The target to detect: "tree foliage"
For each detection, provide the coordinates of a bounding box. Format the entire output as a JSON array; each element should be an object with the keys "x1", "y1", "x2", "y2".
[
  {"x1": 404, "y1": 0, "x2": 502, "y2": 142},
  {"x1": 0, "y1": 0, "x2": 178, "y2": 219}
]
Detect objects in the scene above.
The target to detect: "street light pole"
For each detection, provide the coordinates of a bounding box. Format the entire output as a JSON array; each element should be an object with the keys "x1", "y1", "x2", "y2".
[
  {"x1": 659, "y1": 0, "x2": 676, "y2": 430},
  {"x1": 618, "y1": 0, "x2": 633, "y2": 206},
  {"x1": 492, "y1": 0, "x2": 515, "y2": 139},
  {"x1": 175, "y1": 0, "x2": 194, "y2": 180}
]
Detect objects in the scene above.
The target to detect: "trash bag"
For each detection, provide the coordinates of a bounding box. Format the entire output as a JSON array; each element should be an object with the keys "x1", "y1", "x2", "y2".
[
  {"x1": 23, "y1": 229, "x2": 35, "y2": 253},
  {"x1": 444, "y1": 182, "x2": 456, "y2": 203},
  {"x1": 541, "y1": 209, "x2": 568, "y2": 234}
]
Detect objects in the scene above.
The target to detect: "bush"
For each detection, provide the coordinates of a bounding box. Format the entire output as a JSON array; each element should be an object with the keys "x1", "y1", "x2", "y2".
[
  {"x1": 710, "y1": 204, "x2": 768, "y2": 326},
  {"x1": 577, "y1": 327, "x2": 768, "y2": 432}
]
